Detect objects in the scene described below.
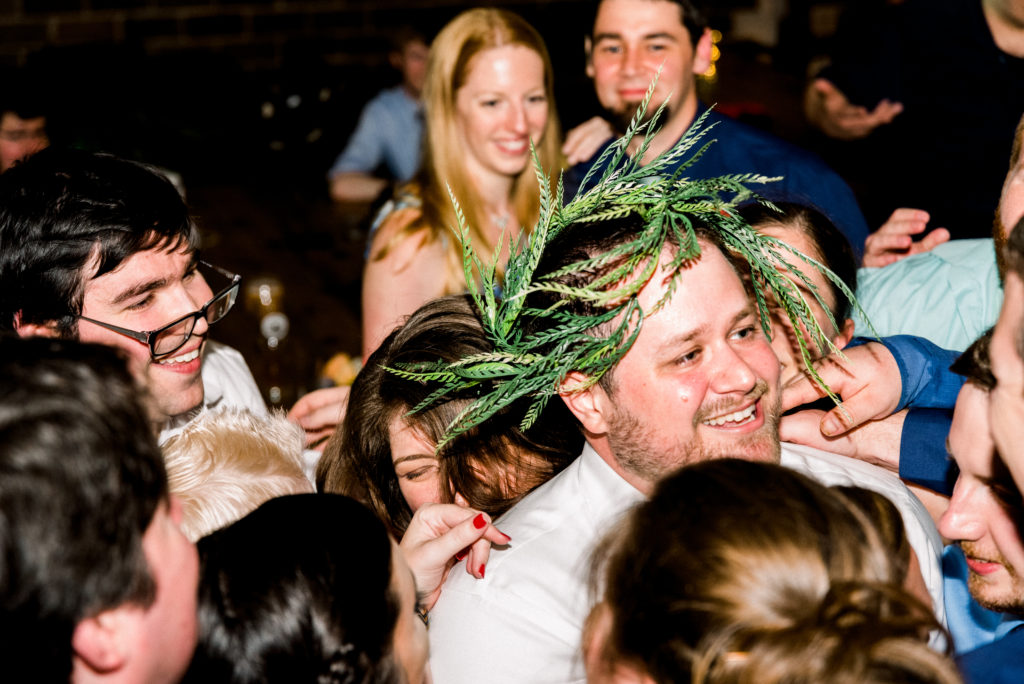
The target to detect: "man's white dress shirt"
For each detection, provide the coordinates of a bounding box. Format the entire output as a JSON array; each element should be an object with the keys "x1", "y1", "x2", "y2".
[{"x1": 428, "y1": 442, "x2": 944, "y2": 684}]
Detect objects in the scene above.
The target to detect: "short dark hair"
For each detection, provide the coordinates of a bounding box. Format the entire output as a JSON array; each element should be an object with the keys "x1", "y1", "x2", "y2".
[
  {"x1": 0, "y1": 147, "x2": 198, "y2": 337},
  {"x1": 185, "y1": 494, "x2": 403, "y2": 684},
  {"x1": 951, "y1": 328, "x2": 995, "y2": 391},
  {"x1": 0, "y1": 336, "x2": 167, "y2": 680},
  {"x1": 317, "y1": 295, "x2": 580, "y2": 535},
  {"x1": 592, "y1": 0, "x2": 708, "y2": 48},
  {"x1": 739, "y1": 201, "x2": 858, "y2": 321}
]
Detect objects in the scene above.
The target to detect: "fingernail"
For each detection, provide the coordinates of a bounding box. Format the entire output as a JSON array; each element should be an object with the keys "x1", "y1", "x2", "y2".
[
  {"x1": 821, "y1": 413, "x2": 841, "y2": 436},
  {"x1": 478, "y1": 564, "x2": 486, "y2": 578},
  {"x1": 472, "y1": 513, "x2": 487, "y2": 529},
  {"x1": 500, "y1": 531, "x2": 511, "y2": 542},
  {"x1": 455, "y1": 548, "x2": 469, "y2": 562}
]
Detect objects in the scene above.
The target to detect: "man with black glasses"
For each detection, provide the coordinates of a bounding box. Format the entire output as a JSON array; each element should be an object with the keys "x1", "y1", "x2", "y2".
[{"x1": 0, "y1": 147, "x2": 267, "y2": 441}]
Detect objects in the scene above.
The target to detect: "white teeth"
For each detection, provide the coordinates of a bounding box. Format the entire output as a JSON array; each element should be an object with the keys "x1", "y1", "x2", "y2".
[
  {"x1": 702, "y1": 404, "x2": 756, "y2": 427},
  {"x1": 158, "y1": 348, "x2": 200, "y2": 365}
]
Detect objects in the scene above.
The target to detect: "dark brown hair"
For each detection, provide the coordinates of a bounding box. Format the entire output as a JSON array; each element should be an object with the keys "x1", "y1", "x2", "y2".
[{"x1": 317, "y1": 295, "x2": 580, "y2": 535}]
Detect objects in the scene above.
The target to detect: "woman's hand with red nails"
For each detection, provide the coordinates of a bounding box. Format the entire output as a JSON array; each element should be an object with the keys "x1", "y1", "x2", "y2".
[{"x1": 400, "y1": 503, "x2": 511, "y2": 611}]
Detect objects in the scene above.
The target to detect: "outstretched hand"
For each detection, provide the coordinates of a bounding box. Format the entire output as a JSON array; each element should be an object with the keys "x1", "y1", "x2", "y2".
[
  {"x1": 863, "y1": 208, "x2": 950, "y2": 268},
  {"x1": 805, "y1": 78, "x2": 902, "y2": 140},
  {"x1": 781, "y1": 342, "x2": 903, "y2": 437},
  {"x1": 400, "y1": 503, "x2": 511, "y2": 611}
]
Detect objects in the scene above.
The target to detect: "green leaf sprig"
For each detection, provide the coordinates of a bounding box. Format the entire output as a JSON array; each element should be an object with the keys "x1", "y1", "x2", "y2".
[{"x1": 390, "y1": 84, "x2": 870, "y2": 451}]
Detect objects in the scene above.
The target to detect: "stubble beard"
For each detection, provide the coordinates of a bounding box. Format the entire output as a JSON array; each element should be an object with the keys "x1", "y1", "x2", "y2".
[
  {"x1": 606, "y1": 380, "x2": 782, "y2": 487},
  {"x1": 961, "y1": 541, "x2": 1024, "y2": 614},
  {"x1": 611, "y1": 98, "x2": 672, "y2": 139}
]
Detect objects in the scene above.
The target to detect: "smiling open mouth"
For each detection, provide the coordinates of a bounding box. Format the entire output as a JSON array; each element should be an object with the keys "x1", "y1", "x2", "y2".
[
  {"x1": 157, "y1": 347, "x2": 200, "y2": 365},
  {"x1": 702, "y1": 404, "x2": 757, "y2": 427}
]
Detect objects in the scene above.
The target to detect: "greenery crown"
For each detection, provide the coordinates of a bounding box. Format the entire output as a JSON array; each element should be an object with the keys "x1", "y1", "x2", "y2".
[{"x1": 387, "y1": 81, "x2": 866, "y2": 451}]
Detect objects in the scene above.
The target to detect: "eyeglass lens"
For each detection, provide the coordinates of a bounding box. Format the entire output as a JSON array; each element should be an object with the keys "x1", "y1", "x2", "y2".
[{"x1": 151, "y1": 283, "x2": 238, "y2": 356}]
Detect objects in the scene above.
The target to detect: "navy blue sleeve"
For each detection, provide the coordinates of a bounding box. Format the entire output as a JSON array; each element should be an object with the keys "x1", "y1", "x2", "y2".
[
  {"x1": 899, "y1": 407, "x2": 957, "y2": 495},
  {"x1": 848, "y1": 335, "x2": 963, "y2": 410}
]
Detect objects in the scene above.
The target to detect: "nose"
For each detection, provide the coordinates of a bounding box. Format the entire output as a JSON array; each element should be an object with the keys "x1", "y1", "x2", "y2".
[
  {"x1": 507, "y1": 101, "x2": 528, "y2": 135},
  {"x1": 937, "y1": 479, "x2": 985, "y2": 543},
  {"x1": 709, "y1": 343, "x2": 758, "y2": 396},
  {"x1": 621, "y1": 45, "x2": 640, "y2": 78},
  {"x1": 180, "y1": 275, "x2": 214, "y2": 336}
]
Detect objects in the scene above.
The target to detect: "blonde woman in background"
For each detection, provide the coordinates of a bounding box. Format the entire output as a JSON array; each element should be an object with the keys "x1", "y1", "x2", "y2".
[{"x1": 361, "y1": 8, "x2": 563, "y2": 357}]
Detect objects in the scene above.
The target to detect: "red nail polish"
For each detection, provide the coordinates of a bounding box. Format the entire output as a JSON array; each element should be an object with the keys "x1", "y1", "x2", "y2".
[
  {"x1": 473, "y1": 513, "x2": 486, "y2": 529},
  {"x1": 478, "y1": 564, "x2": 486, "y2": 578},
  {"x1": 455, "y1": 548, "x2": 468, "y2": 561}
]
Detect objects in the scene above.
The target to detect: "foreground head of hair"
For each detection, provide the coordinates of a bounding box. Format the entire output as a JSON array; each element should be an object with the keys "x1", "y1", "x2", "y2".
[
  {"x1": 163, "y1": 406, "x2": 313, "y2": 541},
  {"x1": 318, "y1": 294, "x2": 579, "y2": 534},
  {"x1": 0, "y1": 336, "x2": 167, "y2": 680},
  {"x1": 184, "y1": 494, "x2": 404, "y2": 684},
  {"x1": 589, "y1": 459, "x2": 958, "y2": 684},
  {"x1": 0, "y1": 147, "x2": 197, "y2": 336}
]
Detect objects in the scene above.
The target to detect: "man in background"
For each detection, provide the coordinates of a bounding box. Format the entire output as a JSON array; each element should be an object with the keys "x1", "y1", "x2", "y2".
[{"x1": 328, "y1": 26, "x2": 429, "y2": 203}]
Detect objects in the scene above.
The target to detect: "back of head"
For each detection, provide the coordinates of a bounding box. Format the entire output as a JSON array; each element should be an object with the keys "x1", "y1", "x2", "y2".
[
  {"x1": 185, "y1": 494, "x2": 403, "y2": 684},
  {"x1": 0, "y1": 147, "x2": 197, "y2": 336},
  {"x1": 163, "y1": 406, "x2": 313, "y2": 541},
  {"x1": 591, "y1": 459, "x2": 955, "y2": 684},
  {"x1": 319, "y1": 294, "x2": 579, "y2": 534},
  {"x1": 0, "y1": 336, "x2": 166, "y2": 680}
]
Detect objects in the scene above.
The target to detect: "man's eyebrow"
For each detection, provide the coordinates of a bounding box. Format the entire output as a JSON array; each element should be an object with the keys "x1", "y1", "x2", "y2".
[
  {"x1": 109, "y1": 253, "x2": 197, "y2": 306},
  {"x1": 110, "y1": 277, "x2": 169, "y2": 305},
  {"x1": 592, "y1": 32, "x2": 623, "y2": 43},
  {"x1": 592, "y1": 32, "x2": 679, "y2": 43}
]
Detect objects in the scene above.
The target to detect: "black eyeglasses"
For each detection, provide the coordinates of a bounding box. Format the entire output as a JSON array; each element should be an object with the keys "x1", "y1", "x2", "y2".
[{"x1": 78, "y1": 262, "x2": 241, "y2": 361}]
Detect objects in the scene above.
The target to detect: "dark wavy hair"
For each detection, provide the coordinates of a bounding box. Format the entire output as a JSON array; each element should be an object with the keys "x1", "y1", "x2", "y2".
[
  {"x1": 318, "y1": 294, "x2": 580, "y2": 535},
  {"x1": 589, "y1": 459, "x2": 958, "y2": 684},
  {"x1": 184, "y1": 494, "x2": 403, "y2": 684}
]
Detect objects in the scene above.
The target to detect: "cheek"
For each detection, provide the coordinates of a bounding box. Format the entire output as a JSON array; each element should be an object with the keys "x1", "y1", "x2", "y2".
[
  {"x1": 397, "y1": 476, "x2": 441, "y2": 512},
  {"x1": 527, "y1": 103, "x2": 549, "y2": 137}
]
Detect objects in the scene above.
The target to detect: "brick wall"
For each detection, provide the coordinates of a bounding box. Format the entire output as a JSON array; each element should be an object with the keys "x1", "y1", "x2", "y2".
[{"x1": 0, "y1": 1, "x2": 595, "y2": 74}]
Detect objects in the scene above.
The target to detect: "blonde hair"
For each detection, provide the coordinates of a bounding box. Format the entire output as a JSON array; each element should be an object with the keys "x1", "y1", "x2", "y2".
[
  {"x1": 379, "y1": 8, "x2": 563, "y2": 294},
  {"x1": 162, "y1": 407, "x2": 314, "y2": 541},
  {"x1": 590, "y1": 460, "x2": 959, "y2": 684}
]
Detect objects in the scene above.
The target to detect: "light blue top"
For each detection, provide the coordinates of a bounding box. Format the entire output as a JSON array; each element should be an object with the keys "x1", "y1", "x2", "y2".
[
  {"x1": 329, "y1": 85, "x2": 423, "y2": 182},
  {"x1": 944, "y1": 545, "x2": 1024, "y2": 654},
  {"x1": 853, "y1": 238, "x2": 1002, "y2": 351}
]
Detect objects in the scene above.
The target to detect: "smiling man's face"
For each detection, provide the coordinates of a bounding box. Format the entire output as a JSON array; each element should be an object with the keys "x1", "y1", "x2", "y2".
[
  {"x1": 939, "y1": 382, "x2": 1024, "y2": 614},
  {"x1": 77, "y1": 242, "x2": 213, "y2": 421},
  {"x1": 573, "y1": 244, "x2": 782, "y2": 488}
]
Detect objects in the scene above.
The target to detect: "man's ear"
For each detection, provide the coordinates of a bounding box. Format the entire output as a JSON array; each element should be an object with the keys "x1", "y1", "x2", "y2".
[
  {"x1": 584, "y1": 36, "x2": 595, "y2": 79},
  {"x1": 692, "y1": 28, "x2": 713, "y2": 76},
  {"x1": 559, "y1": 371, "x2": 612, "y2": 436},
  {"x1": 71, "y1": 608, "x2": 136, "y2": 675},
  {"x1": 13, "y1": 311, "x2": 60, "y2": 338}
]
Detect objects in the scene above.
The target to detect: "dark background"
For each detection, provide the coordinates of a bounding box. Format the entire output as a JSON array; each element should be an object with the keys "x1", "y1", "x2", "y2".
[{"x1": 0, "y1": 0, "x2": 852, "y2": 407}]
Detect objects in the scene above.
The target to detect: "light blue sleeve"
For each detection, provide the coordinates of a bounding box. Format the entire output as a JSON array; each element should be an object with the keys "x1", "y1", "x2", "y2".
[{"x1": 853, "y1": 239, "x2": 1001, "y2": 351}]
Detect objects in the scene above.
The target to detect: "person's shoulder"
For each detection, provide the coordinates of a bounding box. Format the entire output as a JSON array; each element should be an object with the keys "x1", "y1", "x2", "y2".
[
  {"x1": 958, "y1": 626, "x2": 1024, "y2": 682},
  {"x1": 201, "y1": 341, "x2": 268, "y2": 415},
  {"x1": 781, "y1": 442, "x2": 908, "y2": 493}
]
